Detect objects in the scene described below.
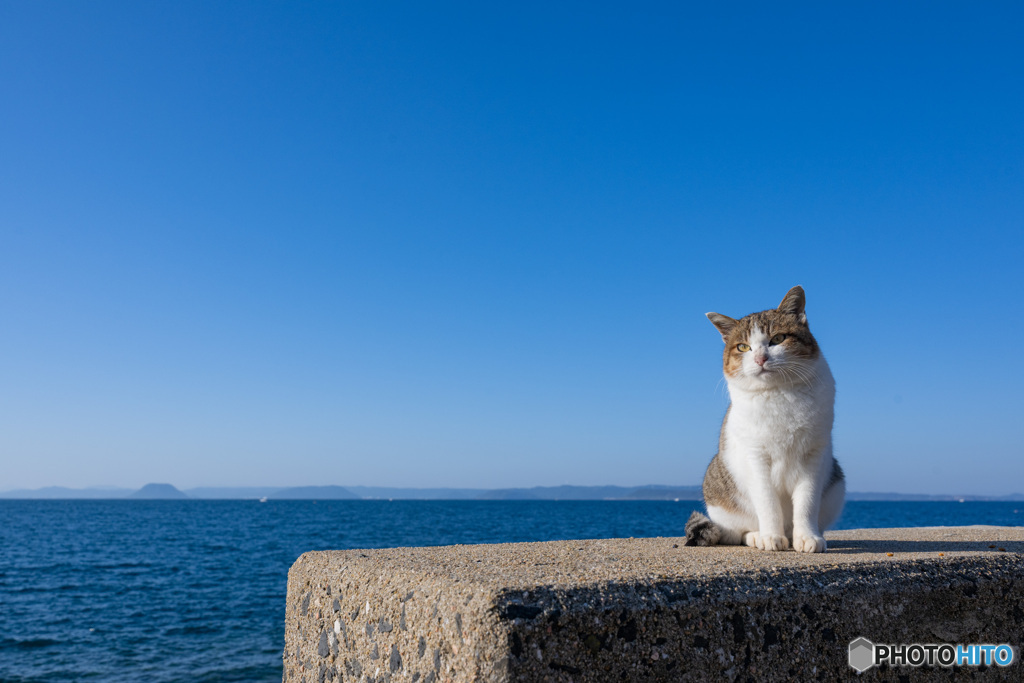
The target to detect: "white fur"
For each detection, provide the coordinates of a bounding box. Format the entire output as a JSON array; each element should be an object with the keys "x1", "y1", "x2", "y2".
[{"x1": 711, "y1": 325, "x2": 844, "y2": 553}]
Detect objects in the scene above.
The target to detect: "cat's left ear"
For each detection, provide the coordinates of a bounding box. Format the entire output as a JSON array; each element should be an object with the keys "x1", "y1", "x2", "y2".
[{"x1": 778, "y1": 286, "x2": 807, "y2": 324}]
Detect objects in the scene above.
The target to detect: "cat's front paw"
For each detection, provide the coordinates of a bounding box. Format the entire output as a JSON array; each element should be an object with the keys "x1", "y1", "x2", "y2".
[
  {"x1": 792, "y1": 532, "x2": 827, "y2": 553},
  {"x1": 743, "y1": 531, "x2": 790, "y2": 551}
]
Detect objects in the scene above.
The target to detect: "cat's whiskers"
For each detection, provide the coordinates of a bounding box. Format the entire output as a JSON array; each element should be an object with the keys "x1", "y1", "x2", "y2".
[
  {"x1": 785, "y1": 365, "x2": 816, "y2": 386},
  {"x1": 767, "y1": 359, "x2": 818, "y2": 386}
]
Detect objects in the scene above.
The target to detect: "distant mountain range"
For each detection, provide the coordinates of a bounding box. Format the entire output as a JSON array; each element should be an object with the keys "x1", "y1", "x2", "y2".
[
  {"x1": 0, "y1": 483, "x2": 703, "y2": 500},
  {"x1": 843, "y1": 492, "x2": 1024, "y2": 502},
  {"x1": 1, "y1": 483, "x2": 1022, "y2": 501}
]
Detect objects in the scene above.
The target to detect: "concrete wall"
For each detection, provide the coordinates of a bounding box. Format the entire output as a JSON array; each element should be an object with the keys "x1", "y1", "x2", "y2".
[{"x1": 283, "y1": 526, "x2": 1024, "y2": 682}]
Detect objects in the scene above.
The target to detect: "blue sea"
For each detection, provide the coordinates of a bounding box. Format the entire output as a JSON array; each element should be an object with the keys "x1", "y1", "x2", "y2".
[{"x1": 1, "y1": 500, "x2": 1020, "y2": 682}]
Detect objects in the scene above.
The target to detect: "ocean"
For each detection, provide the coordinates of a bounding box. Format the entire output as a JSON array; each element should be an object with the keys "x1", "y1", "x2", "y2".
[{"x1": 1, "y1": 499, "x2": 1020, "y2": 682}]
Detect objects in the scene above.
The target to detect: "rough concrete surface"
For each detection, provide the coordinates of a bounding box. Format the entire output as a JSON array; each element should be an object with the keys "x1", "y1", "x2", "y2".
[{"x1": 283, "y1": 526, "x2": 1024, "y2": 682}]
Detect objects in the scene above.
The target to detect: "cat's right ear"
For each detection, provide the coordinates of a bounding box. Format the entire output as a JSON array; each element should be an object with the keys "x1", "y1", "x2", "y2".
[{"x1": 706, "y1": 313, "x2": 738, "y2": 342}]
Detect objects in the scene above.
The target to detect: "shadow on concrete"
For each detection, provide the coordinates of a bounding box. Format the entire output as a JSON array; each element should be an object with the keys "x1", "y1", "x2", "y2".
[{"x1": 825, "y1": 539, "x2": 1023, "y2": 554}]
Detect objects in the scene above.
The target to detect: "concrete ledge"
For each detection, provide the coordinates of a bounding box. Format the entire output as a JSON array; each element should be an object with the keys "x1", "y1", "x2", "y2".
[{"x1": 283, "y1": 527, "x2": 1024, "y2": 682}]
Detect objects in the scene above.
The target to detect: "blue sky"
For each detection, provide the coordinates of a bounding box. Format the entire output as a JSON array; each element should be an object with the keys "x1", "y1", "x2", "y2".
[{"x1": 1, "y1": 2, "x2": 1021, "y2": 494}]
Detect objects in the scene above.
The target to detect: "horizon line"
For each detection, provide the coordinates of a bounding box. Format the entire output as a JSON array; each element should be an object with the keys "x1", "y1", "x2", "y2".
[{"x1": 2, "y1": 482, "x2": 1022, "y2": 502}]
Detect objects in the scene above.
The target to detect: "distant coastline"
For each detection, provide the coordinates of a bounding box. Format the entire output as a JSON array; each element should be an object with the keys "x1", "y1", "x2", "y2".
[{"x1": 1, "y1": 483, "x2": 1022, "y2": 502}]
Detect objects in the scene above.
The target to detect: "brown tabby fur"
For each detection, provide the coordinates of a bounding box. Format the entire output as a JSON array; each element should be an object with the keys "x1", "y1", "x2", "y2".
[{"x1": 707, "y1": 287, "x2": 820, "y2": 379}]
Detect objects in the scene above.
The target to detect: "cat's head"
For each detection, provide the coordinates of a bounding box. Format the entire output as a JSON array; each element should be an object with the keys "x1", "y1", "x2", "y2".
[{"x1": 706, "y1": 286, "x2": 821, "y2": 389}]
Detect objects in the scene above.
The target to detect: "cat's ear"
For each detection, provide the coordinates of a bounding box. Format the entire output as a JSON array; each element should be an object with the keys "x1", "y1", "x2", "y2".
[
  {"x1": 706, "y1": 312, "x2": 738, "y2": 342},
  {"x1": 778, "y1": 286, "x2": 807, "y2": 323}
]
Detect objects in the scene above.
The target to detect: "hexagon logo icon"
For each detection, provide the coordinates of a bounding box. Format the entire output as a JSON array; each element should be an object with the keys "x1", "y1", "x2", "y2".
[{"x1": 848, "y1": 637, "x2": 875, "y2": 672}]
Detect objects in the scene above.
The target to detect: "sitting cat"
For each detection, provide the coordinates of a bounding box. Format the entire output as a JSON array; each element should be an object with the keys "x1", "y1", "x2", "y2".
[{"x1": 685, "y1": 286, "x2": 844, "y2": 553}]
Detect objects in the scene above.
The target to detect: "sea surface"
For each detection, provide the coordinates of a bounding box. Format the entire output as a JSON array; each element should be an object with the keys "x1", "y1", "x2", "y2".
[{"x1": 1, "y1": 500, "x2": 1020, "y2": 682}]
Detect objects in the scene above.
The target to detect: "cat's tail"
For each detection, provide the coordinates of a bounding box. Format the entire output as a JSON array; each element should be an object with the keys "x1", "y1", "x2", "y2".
[{"x1": 684, "y1": 511, "x2": 722, "y2": 546}]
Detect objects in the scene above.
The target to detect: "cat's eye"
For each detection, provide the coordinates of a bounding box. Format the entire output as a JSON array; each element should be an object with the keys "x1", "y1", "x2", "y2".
[
  {"x1": 737, "y1": 343, "x2": 750, "y2": 352},
  {"x1": 769, "y1": 334, "x2": 787, "y2": 345}
]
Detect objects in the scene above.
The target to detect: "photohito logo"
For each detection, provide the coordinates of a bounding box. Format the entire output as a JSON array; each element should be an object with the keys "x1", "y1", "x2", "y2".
[{"x1": 849, "y1": 637, "x2": 1015, "y2": 672}]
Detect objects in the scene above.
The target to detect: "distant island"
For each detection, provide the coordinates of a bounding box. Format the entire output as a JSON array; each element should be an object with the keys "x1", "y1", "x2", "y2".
[
  {"x1": 1, "y1": 483, "x2": 1022, "y2": 501},
  {"x1": 129, "y1": 483, "x2": 189, "y2": 499}
]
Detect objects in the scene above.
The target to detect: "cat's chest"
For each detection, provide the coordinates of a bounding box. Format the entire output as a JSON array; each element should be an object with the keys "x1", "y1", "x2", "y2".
[{"x1": 726, "y1": 388, "x2": 829, "y2": 450}]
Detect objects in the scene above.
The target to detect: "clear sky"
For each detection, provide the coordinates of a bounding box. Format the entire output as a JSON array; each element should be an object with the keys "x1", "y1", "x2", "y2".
[{"x1": 1, "y1": 2, "x2": 1021, "y2": 494}]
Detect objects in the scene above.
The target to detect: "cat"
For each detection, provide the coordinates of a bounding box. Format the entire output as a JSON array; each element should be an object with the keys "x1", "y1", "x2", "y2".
[{"x1": 684, "y1": 286, "x2": 844, "y2": 553}]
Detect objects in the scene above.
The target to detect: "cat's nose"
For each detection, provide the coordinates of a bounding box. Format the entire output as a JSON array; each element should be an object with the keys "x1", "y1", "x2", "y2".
[{"x1": 754, "y1": 353, "x2": 768, "y2": 367}]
